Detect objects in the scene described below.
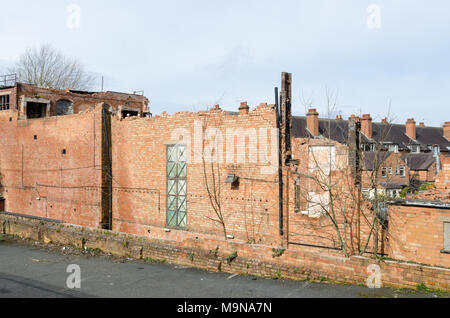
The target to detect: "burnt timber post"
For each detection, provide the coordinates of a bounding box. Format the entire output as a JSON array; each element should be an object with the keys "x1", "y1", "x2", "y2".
[{"x1": 279, "y1": 72, "x2": 293, "y2": 239}]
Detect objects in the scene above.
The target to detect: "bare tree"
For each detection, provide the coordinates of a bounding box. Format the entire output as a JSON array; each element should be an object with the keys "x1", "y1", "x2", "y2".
[
  {"x1": 199, "y1": 112, "x2": 229, "y2": 240},
  {"x1": 9, "y1": 44, "x2": 95, "y2": 90},
  {"x1": 290, "y1": 90, "x2": 398, "y2": 257}
]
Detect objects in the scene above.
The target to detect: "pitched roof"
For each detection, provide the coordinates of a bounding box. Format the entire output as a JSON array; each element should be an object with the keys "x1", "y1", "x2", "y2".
[
  {"x1": 402, "y1": 153, "x2": 436, "y2": 171},
  {"x1": 292, "y1": 116, "x2": 450, "y2": 152},
  {"x1": 362, "y1": 152, "x2": 393, "y2": 171}
]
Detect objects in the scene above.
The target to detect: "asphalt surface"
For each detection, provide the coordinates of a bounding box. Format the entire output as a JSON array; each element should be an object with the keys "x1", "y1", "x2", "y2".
[{"x1": 0, "y1": 239, "x2": 445, "y2": 298}]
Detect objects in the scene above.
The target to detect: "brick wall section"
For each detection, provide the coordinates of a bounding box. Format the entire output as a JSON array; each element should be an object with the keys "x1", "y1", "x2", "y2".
[
  {"x1": 1, "y1": 213, "x2": 448, "y2": 291},
  {"x1": 388, "y1": 156, "x2": 450, "y2": 268},
  {"x1": 389, "y1": 205, "x2": 450, "y2": 268},
  {"x1": 0, "y1": 106, "x2": 104, "y2": 228},
  {"x1": 15, "y1": 83, "x2": 148, "y2": 117},
  {"x1": 110, "y1": 104, "x2": 283, "y2": 246},
  {"x1": 287, "y1": 137, "x2": 382, "y2": 256}
]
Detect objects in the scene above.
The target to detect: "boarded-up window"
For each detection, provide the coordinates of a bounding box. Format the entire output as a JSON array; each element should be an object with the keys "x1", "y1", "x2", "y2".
[
  {"x1": 444, "y1": 223, "x2": 450, "y2": 252},
  {"x1": 307, "y1": 192, "x2": 329, "y2": 218},
  {"x1": 56, "y1": 100, "x2": 74, "y2": 116},
  {"x1": 308, "y1": 146, "x2": 336, "y2": 175}
]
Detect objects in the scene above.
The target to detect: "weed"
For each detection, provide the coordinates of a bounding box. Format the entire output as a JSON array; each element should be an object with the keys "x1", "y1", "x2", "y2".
[{"x1": 226, "y1": 251, "x2": 238, "y2": 265}]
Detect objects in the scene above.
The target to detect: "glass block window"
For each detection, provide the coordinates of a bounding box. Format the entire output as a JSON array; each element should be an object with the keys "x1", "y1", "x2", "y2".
[{"x1": 166, "y1": 144, "x2": 187, "y2": 228}]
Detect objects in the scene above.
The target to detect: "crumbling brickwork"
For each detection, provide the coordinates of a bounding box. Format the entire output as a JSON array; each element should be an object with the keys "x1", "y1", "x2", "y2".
[
  {"x1": 110, "y1": 104, "x2": 282, "y2": 246},
  {"x1": 0, "y1": 80, "x2": 448, "y2": 288},
  {"x1": 5, "y1": 83, "x2": 148, "y2": 119}
]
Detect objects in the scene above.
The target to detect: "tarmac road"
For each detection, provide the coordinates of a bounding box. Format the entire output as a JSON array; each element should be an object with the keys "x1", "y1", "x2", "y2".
[{"x1": 0, "y1": 239, "x2": 445, "y2": 298}]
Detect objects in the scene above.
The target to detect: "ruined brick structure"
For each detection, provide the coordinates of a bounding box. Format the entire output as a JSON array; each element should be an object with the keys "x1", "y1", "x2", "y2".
[
  {"x1": 0, "y1": 76, "x2": 448, "y2": 289},
  {"x1": 389, "y1": 156, "x2": 450, "y2": 268}
]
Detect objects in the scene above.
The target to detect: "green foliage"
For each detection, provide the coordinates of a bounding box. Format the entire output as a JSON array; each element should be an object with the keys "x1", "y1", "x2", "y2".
[
  {"x1": 209, "y1": 246, "x2": 220, "y2": 258},
  {"x1": 226, "y1": 251, "x2": 238, "y2": 265},
  {"x1": 272, "y1": 247, "x2": 286, "y2": 258},
  {"x1": 188, "y1": 252, "x2": 195, "y2": 262},
  {"x1": 143, "y1": 257, "x2": 166, "y2": 264},
  {"x1": 400, "y1": 187, "x2": 409, "y2": 198},
  {"x1": 416, "y1": 283, "x2": 428, "y2": 292},
  {"x1": 418, "y1": 183, "x2": 434, "y2": 192},
  {"x1": 276, "y1": 269, "x2": 283, "y2": 280}
]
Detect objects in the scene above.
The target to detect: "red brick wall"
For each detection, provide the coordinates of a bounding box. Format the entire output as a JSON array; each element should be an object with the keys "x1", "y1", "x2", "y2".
[
  {"x1": 0, "y1": 106, "x2": 104, "y2": 228},
  {"x1": 0, "y1": 86, "x2": 17, "y2": 111},
  {"x1": 389, "y1": 204, "x2": 450, "y2": 268},
  {"x1": 111, "y1": 104, "x2": 283, "y2": 246}
]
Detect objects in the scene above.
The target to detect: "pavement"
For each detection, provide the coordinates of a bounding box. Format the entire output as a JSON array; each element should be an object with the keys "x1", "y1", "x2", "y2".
[{"x1": 0, "y1": 238, "x2": 446, "y2": 298}]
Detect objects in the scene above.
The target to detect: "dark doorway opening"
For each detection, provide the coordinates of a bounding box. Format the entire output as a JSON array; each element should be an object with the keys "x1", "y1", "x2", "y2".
[{"x1": 27, "y1": 102, "x2": 47, "y2": 119}]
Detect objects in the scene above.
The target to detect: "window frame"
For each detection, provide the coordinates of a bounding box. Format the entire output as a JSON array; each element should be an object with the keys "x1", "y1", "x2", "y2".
[
  {"x1": 409, "y1": 145, "x2": 420, "y2": 153},
  {"x1": 399, "y1": 166, "x2": 406, "y2": 177},
  {"x1": 443, "y1": 222, "x2": 450, "y2": 254},
  {"x1": 0, "y1": 94, "x2": 10, "y2": 111},
  {"x1": 388, "y1": 144, "x2": 399, "y2": 153},
  {"x1": 166, "y1": 144, "x2": 188, "y2": 229}
]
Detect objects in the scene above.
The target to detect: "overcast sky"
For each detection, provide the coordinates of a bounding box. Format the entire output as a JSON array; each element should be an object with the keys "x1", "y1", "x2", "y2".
[{"x1": 0, "y1": 0, "x2": 449, "y2": 126}]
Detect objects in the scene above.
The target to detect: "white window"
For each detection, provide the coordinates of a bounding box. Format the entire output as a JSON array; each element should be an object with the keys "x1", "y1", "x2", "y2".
[
  {"x1": 382, "y1": 167, "x2": 388, "y2": 178},
  {"x1": 409, "y1": 145, "x2": 420, "y2": 153},
  {"x1": 362, "y1": 143, "x2": 374, "y2": 152},
  {"x1": 399, "y1": 166, "x2": 406, "y2": 177},
  {"x1": 388, "y1": 144, "x2": 399, "y2": 153}
]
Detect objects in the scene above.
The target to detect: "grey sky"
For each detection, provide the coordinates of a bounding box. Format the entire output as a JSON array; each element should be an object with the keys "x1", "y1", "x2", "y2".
[{"x1": 1, "y1": 0, "x2": 449, "y2": 126}]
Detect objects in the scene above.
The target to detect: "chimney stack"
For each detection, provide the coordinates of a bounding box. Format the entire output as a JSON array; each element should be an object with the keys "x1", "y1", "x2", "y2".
[
  {"x1": 419, "y1": 122, "x2": 425, "y2": 127},
  {"x1": 444, "y1": 122, "x2": 450, "y2": 140},
  {"x1": 406, "y1": 118, "x2": 417, "y2": 140},
  {"x1": 361, "y1": 114, "x2": 373, "y2": 139},
  {"x1": 307, "y1": 109, "x2": 319, "y2": 137},
  {"x1": 239, "y1": 102, "x2": 249, "y2": 115}
]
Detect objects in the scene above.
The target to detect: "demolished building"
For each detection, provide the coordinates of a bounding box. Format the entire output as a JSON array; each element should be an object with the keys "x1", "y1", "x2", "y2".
[{"x1": 0, "y1": 73, "x2": 448, "y2": 289}]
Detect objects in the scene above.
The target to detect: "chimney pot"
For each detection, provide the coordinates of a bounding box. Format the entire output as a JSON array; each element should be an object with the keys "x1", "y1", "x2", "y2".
[
  {"x1": 406, "y1": 118, "x2": 417, "y2": 140},
  {"x1": 307, "y1": 108, "x2": 319, "y2": 137}
]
